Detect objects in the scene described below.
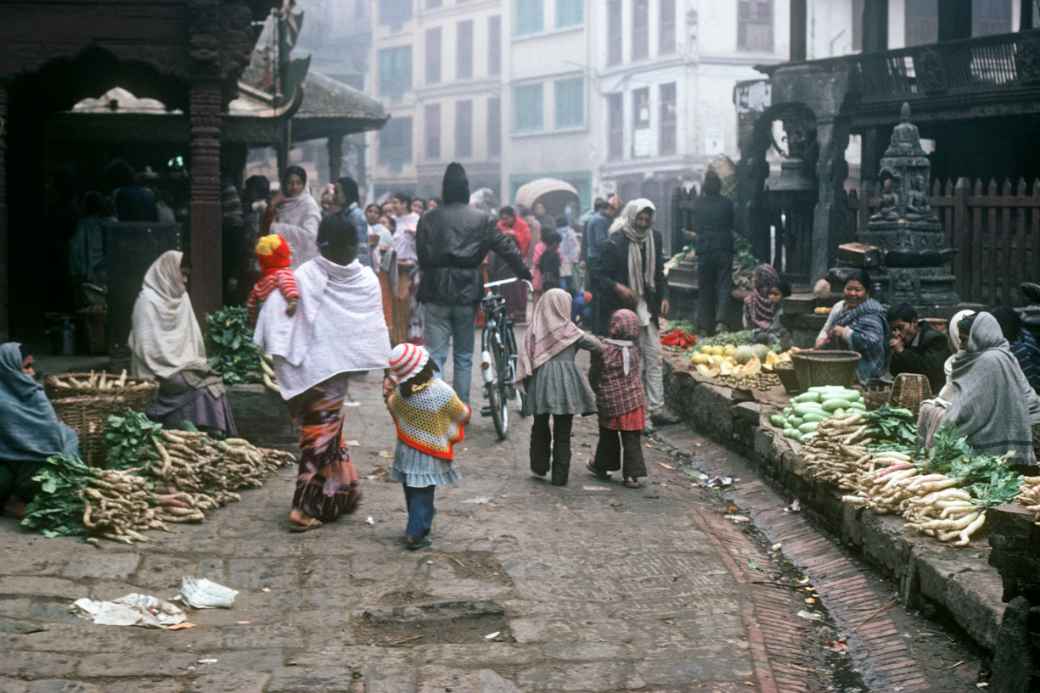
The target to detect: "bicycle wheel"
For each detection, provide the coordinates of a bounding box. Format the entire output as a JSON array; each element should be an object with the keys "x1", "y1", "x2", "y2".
[
  {"x1": 503, "y1": 324, "x2": 525, "y2": 412},
  {"x1": 492, "y1": 339, "x2": 510, "y2": 439}
]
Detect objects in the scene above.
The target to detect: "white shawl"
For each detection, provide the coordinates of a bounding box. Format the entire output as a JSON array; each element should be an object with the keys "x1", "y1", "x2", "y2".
[
  {"x1": 254, "y1": 256, "x2": 391, "y2": 400},
  {"x1": 271, "y1": 192, "x2": 322, "y2": 269},
  {"x1": 129, "y1": 250, "x2": 208, "y2": 379}
]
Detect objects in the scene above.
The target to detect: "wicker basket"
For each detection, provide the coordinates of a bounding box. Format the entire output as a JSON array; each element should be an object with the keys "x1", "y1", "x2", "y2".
[
  {"x1": 790, "y1": 350, "x2": 861, "y2": 389},
  {"x1": 890, "y1": 373, "x2": 932, "y2": 416},
  {"x1": 51, "y1": 395, "x2": 129, "y2": 467},
  {"x1": 863, "y1": 386, "x2": 892, "y2": 411},
  {"x1": 774, "y1": 363, "x2": 801, "y2": 395},
  {"x1": 45, "y1": 373, "x2": 157, "y2": 411}
]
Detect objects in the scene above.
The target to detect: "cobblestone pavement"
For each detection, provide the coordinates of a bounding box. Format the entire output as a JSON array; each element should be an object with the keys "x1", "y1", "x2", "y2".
[{"x1": 2, "y1": 371, "x2": 851, "y2": 692}]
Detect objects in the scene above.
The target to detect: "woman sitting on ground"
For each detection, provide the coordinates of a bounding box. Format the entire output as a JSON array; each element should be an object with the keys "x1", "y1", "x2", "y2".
[
  {"x1": 924, "y1": 312, "x2": 1040, "y2": 463},
  {"x1": 129, "y1": 250, "x2": 238, "y2": 435},
  {"x1": 0, "y1": 343, "x2": 79, "y2": 518},
  {"x1": 814, "y1": 270, "x2": 888, "y2": 385}
]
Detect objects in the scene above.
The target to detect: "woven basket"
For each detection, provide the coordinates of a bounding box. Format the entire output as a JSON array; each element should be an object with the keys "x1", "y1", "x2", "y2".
[
  {"x1": 774, "y1": 363, "x2": 801, "y2": 395},
  {"x1": 45, "y1": 373, "x2": 157, "y2": 411},
  {"x1": 51, "y1": 395, "x2": 129, "y2": 467},
  {"x1": 863, "y1": 386, "x2": 892, "y2": 411},
  {"x1": 790, "y1": 350, "x2": 861, "y2": 389},
  {"x1": 890, "y1": 373, "x2": 932, "y2": 416}
]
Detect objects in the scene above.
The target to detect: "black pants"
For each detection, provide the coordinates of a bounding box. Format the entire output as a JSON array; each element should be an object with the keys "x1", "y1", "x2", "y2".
[
  {"x1": 697, "y1": 251, "x2": 733, "y2": 335},
  {"x1": 530, "y1": 414, "x2": 573, "y2": 485},
  {"x1": 0, "y1": 461, "x2": 41, "y2": 505},
  {"x1": 592, "y1": 428, "x2": 647, "y2": 480}
]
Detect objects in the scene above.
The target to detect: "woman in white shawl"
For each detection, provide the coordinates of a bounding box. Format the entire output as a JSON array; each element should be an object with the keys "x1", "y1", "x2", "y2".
[
  {"x1": 255, "y1": 215, "x2": 392, "y2": 531},
  {"x1": 264, "y1": 166, "x2": 321, "y2": 269},
  {"x1": 129, "y1": 251, "x2": 237, "y2": 434}
]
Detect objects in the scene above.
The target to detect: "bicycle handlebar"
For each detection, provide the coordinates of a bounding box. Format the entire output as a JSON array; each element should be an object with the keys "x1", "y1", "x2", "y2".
[{"x1": 483, "y1": 278, "x2": 534, "y2": 293}]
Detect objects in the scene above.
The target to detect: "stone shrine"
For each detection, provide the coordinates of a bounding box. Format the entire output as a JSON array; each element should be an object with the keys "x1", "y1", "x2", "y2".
[{"x1": 853, "y1": 103, "x2": 960, "y2": 313}]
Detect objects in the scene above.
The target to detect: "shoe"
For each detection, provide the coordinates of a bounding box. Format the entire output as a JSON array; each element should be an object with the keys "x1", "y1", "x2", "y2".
[
  {"x1": 550, "y1": 461, "x2": 570, "y2": 486},
  {"x1": 651, "y1": 409, "x2": 681, "y2": 427}
]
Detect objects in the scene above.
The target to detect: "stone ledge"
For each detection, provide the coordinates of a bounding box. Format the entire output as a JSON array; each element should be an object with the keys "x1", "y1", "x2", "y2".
[{"x1": 664, "y1": 361, "x2": 1006, "y2": 653}]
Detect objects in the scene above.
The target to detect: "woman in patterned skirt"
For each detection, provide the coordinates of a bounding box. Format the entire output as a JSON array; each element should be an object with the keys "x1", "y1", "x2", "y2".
[{"x1": 254, "y1": 214, "x2": 392, "y2": 531}]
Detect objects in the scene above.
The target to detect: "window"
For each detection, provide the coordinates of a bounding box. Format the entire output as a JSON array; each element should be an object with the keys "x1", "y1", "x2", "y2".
[
  {"x1": 632, "y1": 87, "x2": 650, "y2": 158},
  {"x1": 852, "y1": 0, "x2": 863, "y2": 51},
  {"x1": 488, "y1": 16, "x2": 502, "y2": 75},
  {"x1": 515, "y1": 0, "x2": 544, "y2": 36},
  {"x1": 379, "y1": 0, "x2": 412, "y2": 28},
  {"x1": 379, "y1": 116, "x2": 412, "y2": 169},
  {"x1": 607, "y1": 93, "x2": 623, "y2": 160},
  {"x1": 378, "y1": 46, "x2": 412, "y2": 98},
  {"x1": 425, "y1": 28, "x2": 442, "y2": 84},
  {"x1": 488, "y1": 97, "x2": 501, "y2": 157},
  {"x1": 554, "y1": 77, "x2": 584, "y2": 129},
  {"x1": 457, "y1": 20, "x2": 474, "y2": 80},
  {"x1": 556, "y1": 0, "x2": 583, "y2": 27},
  {"x1": 513, "y1": 83, "x2": 543, "y2": 132},
  {"x1": 632, "y1": 0, "x2": 649, "y2": 60},
  {"x1": 455, "y1": 100, "x2": 473, "y2": 158},
  {"x1": 659, "y1": 82, "x2": 677, "y2": 156},
  {"x1": 607, "y1": 0, "x2": 622, "y2": 65},
  {"x1": 658, "y1": 0, "x2": 676, "y2": 55},
  {"x1": 737, "y1": 0, "x2": 774, "y2": 52},
  {"x1": 972, "y1": 0, "x2": 1011, "y2": 36},
  {"x1": 905, "y1": 0, "x2": 937, "y2": 46},
  {"x1": 424, "y1": 104, "x2": 441, "y2": 160}
]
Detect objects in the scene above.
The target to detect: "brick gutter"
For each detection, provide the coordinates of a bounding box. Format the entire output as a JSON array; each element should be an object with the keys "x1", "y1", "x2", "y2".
[{"x1": 663, "y1": 360, "x2": 1006, "y2": 655}]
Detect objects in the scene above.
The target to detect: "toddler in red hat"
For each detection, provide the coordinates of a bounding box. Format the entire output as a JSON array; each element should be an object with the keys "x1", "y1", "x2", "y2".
[{"x1": 246, "y1": 234, "x2": 301, "y2": 325}]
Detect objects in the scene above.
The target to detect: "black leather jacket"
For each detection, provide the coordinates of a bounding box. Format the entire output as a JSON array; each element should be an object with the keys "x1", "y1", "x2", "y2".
[
  {"x1": 692, "y1": 193, "x2": 735, "y2": 254},
  {"x1": 417, "y1": 203, "x2": 532, "y2": 306}
]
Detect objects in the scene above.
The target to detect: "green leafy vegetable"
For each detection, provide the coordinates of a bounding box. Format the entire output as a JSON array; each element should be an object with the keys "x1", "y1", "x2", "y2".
[
  {"x1": 104, "y1": 409, "x2": 162, "y2": 470},
  {"x1": 207, "y1": 305, "x2": 262, "y2": 385},
  {"x1": 20, "y1": 454, "x2": 94, "y2": 538}
]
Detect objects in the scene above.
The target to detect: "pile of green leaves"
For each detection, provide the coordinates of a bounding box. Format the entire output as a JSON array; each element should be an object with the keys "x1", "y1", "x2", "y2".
[
  {"x1": 864, "y1": 406, "x2": 918, "y2": 448},
  {"x1": 921, "y1": 425, "x2": 1022, "y2": 507},
  {"x1": 698, "y1": 330, "x2": 754, "y2": 347},
  {"x1": 207, "y1": 305, "x2": 262, "y2": 385},
  {"x1": 20, "y1": 454, "x2": 93, "y2": 538},
  {"x1": 104, "y1": 409, "x2": 162, "y2": 470}
]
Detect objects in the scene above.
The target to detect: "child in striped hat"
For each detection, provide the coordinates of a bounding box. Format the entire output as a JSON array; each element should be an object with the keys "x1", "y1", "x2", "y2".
[{"x1": 385, "y1": 343, "x2": 470, "y2": 550}]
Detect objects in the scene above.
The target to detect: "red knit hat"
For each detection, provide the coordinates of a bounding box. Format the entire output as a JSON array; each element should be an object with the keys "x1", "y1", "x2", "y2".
[
  {"x1": 389, "y1": 343, "x2": 430, "y2": 384},
  {"x1": 256, "y1": 234, "x2": 292, "y2": 277}
]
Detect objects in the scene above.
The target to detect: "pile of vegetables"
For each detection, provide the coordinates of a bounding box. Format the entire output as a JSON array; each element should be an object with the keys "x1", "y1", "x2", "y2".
[
  {"x1": 770, "y1": 386, "x2": 866, "y2": 442},
  {"x1": 207, "y1": 305, "x2": 263, "y2": 386},
  {"x1": 47, "y1": 370, "x2": 154, "y2": 395},
  {"x1": 1016, "y1": 476, "x2": 1040, "y2": 524},
  {"x1": 21, "y1": 415, "x2": 295, "y2": 544},
  {"x1": 660, "y1": 327, "x2": 697, "y2": 349},
  {"x1": 689, "y1": 340, "x2": 791, "y2": 390}
]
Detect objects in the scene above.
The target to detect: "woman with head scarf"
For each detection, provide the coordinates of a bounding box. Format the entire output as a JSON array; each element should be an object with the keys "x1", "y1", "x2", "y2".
[
  {"x1": 595, "y1": 199, "x2": 673, "y2": 430},
  {"x1": 814, "y1": 270, "x2": 888, "y2": 385},
  {"x1": 742, "y1": 264, "x2": 791, "y2": 348},
  {"x1": 264, "y1": 166, "x2": 322, "y2": 269},
  {"x1": 928, "y1": 312, "x2": 1040, "y2": 462},
  {"x1": 917, "y1": 309, "x2": 975, "y2": 447},
  {"x1": 517, "y1": 289, "x2": 600, "y2": 486},
  {"x1": 587, "y1": 309, "x2": 648, "y2": 488},
  {"x1": 0, "y1": 343, "x2": 79, "y2": 518},
  {"x1": 254, "y1": 214, "x2": 392, "y2": 531},
  {"x1": 129, "y1": 250, "x2": 238, "y2": 435}
]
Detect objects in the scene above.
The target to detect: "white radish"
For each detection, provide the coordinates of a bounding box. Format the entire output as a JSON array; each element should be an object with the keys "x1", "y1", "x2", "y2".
[{"x1": 955, "y1": 512, "x2": 987, "y2": 546}]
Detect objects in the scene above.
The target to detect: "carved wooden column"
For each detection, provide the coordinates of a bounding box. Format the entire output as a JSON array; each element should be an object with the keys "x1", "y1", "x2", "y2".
[
  {"x1": 790, "y1": 0, "x2": 807, "y2": 61},
  {"x1": 327, "y1": 135, "x2": 343, "y2": 182},
  {"x1": 811, "y1": 117, "x2": 852, "y2": 280},
  {"x1": 863, "y1": 0, "x2": 889, "y2": 52},
  {"x1": 1022, "y1": 0, "x2": 1035, "y2": 30},
  {"x1": 0, "y1": 81, "x2": 7, "y2": 341},
  {"x1": 189, "y1": 79, "x2": 224, "y2": 321}
]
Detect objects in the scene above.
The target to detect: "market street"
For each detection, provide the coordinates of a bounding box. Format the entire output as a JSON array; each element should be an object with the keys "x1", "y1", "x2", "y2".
[{"x1": 0, "y1": 366, "x2": 987, "y2": 693}]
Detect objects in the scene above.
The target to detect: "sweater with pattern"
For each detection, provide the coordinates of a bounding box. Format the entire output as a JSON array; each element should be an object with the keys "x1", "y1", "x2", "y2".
[{"x1": 387, "y1": 378, "x2": 470, "y2": 460}]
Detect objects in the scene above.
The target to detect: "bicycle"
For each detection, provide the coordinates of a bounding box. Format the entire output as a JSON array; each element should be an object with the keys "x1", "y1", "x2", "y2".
[{"x1": 479, "y1": 277, "x2": 531, "y2": 441}]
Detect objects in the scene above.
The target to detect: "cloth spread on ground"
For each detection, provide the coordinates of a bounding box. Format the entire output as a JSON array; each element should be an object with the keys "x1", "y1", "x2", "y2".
[
  {"x1": 609, "y1": 199, "x2": 657, "y2": 307},
  {"x1": 517, "y1": 289, "x2": 583, "y2": 382},
  {"x1": 942, "y1": 312, "x2": 1040, "y2": 462},
  {"x1": 255, "y1": 256, "x2": 392, "y2": 400},
  {"x1": 0, "y1": 343, "x2": 79, "y2": 463},
  {"x1": 129, "y1": 250, "x2": 208, "y2": 380},
  {"x1": 270, "y1": 192, "x2": 322, "y2": 269},
  {"x1": 743, "y1": 264, "x2": 780, "y2": 331},
  {"x1": 387, "y1": 378, "x2": 470, "y2": 460}
]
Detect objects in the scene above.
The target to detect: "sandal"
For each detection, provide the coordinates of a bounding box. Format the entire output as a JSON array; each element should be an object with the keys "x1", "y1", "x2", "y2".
[
  {"x1": 623, "y1": 478, "x2": 644, "y2": 489},
  {"x1": 289, "y1": 517, "x2": 323, "y2": 533},
  {"x1": 586, "y1": 461, "x2": 610, "y2": 481}
]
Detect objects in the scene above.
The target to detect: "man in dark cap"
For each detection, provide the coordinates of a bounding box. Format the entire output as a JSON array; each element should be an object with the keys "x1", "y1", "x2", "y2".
[
  {"x1": 417, "y1": 163, "x2": 532, "y2": 403},
  {"x1": 692, "y1": 168, "x2": 735, "y2": 336}
]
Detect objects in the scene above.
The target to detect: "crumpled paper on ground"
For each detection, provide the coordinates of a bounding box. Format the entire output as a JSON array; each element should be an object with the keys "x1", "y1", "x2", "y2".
[
  {"x1": 73, "y1": 594, "x2": 186, "y2": 628},
  {"x1": 178, "y1": 577, "x2": 238, "y2": 609}
]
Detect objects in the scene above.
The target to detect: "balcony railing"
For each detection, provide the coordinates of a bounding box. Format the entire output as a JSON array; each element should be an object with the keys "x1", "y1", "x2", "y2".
[{"x1": 772, "y1": 29, "x2": 1040, "y2": 104}]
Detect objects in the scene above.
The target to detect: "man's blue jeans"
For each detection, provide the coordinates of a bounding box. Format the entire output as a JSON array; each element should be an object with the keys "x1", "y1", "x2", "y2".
[
  {"x1": 403, "y1": 483, "x2": 436, "y2": 540},
  {"x1": 424, "y1": 303, "x2": 477, "y2": 404}
]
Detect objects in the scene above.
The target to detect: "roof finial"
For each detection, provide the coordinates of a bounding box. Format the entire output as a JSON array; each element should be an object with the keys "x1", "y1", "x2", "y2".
[{"x1": 900, "y1": 102, "x2": 911, "y2": 122}]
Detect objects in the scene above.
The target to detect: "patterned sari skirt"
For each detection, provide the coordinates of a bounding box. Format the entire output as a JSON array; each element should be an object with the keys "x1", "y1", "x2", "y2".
[{"x1": 287, "y1": 374, "x2": 361, "y2": 522}]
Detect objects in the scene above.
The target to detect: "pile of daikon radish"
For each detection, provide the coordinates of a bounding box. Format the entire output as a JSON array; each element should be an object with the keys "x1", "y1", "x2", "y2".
[{"x1": 1016, "y1": 476, "x2": 1040, "y2": 525}]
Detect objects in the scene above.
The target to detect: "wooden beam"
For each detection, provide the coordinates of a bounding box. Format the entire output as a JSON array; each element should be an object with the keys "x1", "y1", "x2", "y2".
[
  {"x1": 790, "y1": 0, "x2": 807, "y2": 61},
  {"x1": 863, "y1": 0, "x2": 889, "y2": 52}
]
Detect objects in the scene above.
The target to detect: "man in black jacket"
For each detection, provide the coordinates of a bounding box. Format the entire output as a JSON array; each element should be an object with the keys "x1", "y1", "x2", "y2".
[
  {"x1": 595, "y1": 199, "x2": 678, "y2": 429},
  {"x1": 692, "y1": 169, "x2": 735, "y2": 336},
  {"x1": 888, "y1": 303, "x2": 950, "y2": 393},
  {"x1": 417, "y1": 163, "x2": 531, "y2": 403}
]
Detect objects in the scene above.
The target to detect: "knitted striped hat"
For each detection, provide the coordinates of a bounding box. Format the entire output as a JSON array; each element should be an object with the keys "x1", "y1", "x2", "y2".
[{"x1": 389, "y1": 343, "x2": 430, "y2": 384}]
